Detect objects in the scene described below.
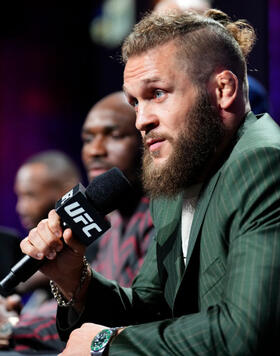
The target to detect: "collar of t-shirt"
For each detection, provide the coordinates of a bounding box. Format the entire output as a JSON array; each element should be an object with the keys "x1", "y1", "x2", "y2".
[{"x1": 181, "y1": 184, "x2": 202, "y2": 265}]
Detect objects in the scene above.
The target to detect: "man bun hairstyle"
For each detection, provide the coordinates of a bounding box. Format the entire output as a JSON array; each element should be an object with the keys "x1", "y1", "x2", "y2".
[
  {"x1": 205, "y1": 9, "x2": 256, "y2": 59},
  {"x1": 122, "y1": 9, "x2": 256, "y2": 87}
]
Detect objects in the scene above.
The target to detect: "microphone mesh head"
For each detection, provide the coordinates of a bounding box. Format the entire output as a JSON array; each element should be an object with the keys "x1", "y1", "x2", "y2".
[{"x1": 85, "y1": 167, "x2": 133, "y2": 215}]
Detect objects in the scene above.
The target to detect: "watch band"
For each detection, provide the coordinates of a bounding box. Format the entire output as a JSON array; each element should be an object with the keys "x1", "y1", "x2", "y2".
[{"x1": 90, "y1": 327, "x2": 119, "y2": 355}]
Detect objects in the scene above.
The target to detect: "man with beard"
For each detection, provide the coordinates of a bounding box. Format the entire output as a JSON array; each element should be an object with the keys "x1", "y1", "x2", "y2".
[
  {"x1": 20, "y1": 9, "x2": 280, "y2": 356},
  {"x1": 0, "y1": 93, "x2": 153, "y2": 353}
]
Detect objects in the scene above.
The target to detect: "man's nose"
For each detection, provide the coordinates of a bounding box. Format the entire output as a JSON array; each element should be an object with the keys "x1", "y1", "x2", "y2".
[
  {"x1": 135, "y1": 103, "x2": 159, "y2": 134},
  {"x1": 88, "y1": 135, "x2": 107, "y2": 157},
  {"x1": 16, "y1": 198, "x2": 26, "y2": 215}
]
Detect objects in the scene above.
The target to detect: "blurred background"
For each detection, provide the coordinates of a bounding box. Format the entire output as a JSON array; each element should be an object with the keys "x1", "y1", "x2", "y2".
[{"x1": 0, "y1": 0, "x2": 279, "y2": 237}]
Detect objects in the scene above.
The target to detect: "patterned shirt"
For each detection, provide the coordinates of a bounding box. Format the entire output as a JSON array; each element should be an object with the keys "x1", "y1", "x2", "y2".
[{"x1": 93, "y1": 196, "x2": 154, "y2": 287}]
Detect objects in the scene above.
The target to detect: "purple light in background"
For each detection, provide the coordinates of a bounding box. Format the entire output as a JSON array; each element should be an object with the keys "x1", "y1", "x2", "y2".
[{"x1": 269, "y1": 0, "x2": 280, "y2": 123}]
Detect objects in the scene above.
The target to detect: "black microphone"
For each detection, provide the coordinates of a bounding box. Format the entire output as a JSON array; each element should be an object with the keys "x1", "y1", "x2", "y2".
[{"x1": 0, "y1": 167, "x2": 132, "y2": 292}]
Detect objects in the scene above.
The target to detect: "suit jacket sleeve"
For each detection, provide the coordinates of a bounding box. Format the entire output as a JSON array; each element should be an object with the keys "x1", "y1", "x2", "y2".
[
  {"x1": 57, "y1": 236, "x2": 170, "y2": 340},
  {"x1": 58, "y1": 124, "x2": 280, "y2": 355},
  {"x1": 109, "y1": 143, "x2": 280, "y2": 355}
]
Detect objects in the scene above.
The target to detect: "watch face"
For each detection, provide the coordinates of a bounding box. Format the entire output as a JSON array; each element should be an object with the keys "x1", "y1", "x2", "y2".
[{"x1": 91, "y1": 329, "x2": 113, "y2": 352}]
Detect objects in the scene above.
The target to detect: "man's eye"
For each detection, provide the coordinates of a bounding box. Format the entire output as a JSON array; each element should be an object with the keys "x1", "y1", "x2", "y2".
[
  {"x1": 81, "y1": 136, "x2": 93, "y2": 144},
  {"x1": 154, "y1": 90, "x2": 165, "y2": 99}
]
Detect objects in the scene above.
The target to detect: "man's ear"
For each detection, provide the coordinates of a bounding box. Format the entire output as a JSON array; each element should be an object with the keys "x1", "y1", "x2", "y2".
[{"x1": 211, "y1": 70, "x2": 238, "y2": 110}]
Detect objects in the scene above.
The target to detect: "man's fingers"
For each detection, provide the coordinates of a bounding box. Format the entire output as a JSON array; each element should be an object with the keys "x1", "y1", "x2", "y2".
[
  {"x1": 38, "y1": 218, "x2": 64, "y2": 253},
  {"x1": 20, "y1": 235, "x2": 44, "y2": 260},
  {"x1": 21, "y1": 217, "x2": 62, "y2": 260},
  {"x1": 29, "y1": 222, "x2": 58, "y2": 259},
  {"x1": 48, "y1": 209, "x2": 63, "y2": 238},
  {"x1": 20, "y1": 209, "x2": 85, "y2": 262},
  {"x1": 63, "y1": 229, "x2": 85, "y2": 256}
]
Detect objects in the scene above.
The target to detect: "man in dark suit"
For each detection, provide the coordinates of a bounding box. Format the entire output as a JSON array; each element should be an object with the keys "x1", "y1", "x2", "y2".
[{"x1": 20, "y1": 8, "x2": 280, "y2": 356}]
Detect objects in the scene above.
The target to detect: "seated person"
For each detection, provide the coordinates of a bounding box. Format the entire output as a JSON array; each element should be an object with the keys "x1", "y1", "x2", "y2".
[
  {"x1": 20, "y1": 9, "x2": 280, "y2": 356},
  {"x1": 0, "y1": 150, "x2": 81, "y2": 352},
  {"x1": 14, "y1": 149, "x2": 81, "y2": 298},
  {"x1": 81, "y1": 91, "x2": 153, "y2": 287},
  {"x1": 0, "y1": 92, "x2": 154, "y2": 353}
]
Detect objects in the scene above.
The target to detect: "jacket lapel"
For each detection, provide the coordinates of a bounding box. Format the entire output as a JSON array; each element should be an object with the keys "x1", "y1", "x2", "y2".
[
  {"x1": 172, "y1": 113, "x2": 258, "y2": 312},
  {"x1": 184, "y1": 170, "x2": 222, "y2": 270},
  {"x1": 154, "y1": 172, "x2": 222, "y2": 310},
  {"x1": 154, "y1": 195, "x2": 185, "y2": 308},
  {"x1": 155, "y1": 194, "x2": 182, "y2": 247},
  {"x1": 171, "y1": 169, "x2": 222, "y2": 314}
]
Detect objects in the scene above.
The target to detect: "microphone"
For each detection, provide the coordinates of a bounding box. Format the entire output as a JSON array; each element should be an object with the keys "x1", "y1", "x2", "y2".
[{"x1": 0, "y1": 167, "x2": 132, "y2": 292}]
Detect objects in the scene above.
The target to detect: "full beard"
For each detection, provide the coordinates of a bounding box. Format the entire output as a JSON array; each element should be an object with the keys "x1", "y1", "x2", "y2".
[{"x1": 142, "y1": 91, "x2": 225, "y2": 199}]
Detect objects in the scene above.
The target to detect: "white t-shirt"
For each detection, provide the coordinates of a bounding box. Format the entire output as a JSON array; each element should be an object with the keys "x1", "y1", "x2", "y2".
[{"x1": 181, "y1": 184, "x2": 202, "y2": 265}]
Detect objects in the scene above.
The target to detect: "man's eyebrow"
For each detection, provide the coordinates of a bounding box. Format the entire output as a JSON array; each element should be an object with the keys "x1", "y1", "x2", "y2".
[
  {"x1": 123, "y1": 77, "x2": 162, "y2": 96},
  {"x1": 81, "y1": 124, "x2": 119, "y2": 134},
  {"x1": 142, "y1": 77, "x2": 161, "y2": 84}
]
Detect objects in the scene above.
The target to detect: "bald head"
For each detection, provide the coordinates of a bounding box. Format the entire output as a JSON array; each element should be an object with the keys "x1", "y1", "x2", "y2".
[
  {"x1": 82, "y1": 91, "x2": 141, "y2": 184},
  {"x1": 90, "y1": 91, "x2": 135, "y2": 121},
  {"x1": 154, "y1": 0, "x2": 211, "y2": 14},
  {"x1": 15, "y1": 150, "x2": 81, "y2": 230}
]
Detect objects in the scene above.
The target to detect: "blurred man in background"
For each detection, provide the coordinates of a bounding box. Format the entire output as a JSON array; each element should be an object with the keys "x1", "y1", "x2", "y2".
[
  {"x1": 154, "y1": 0, "x2": 211, "y2": 14},
  {"x1": 0, "y1": 91, "x2": 154, "y2": 352},
  {"x1": 0, "y1": 150, "x2": 81, "y2": 352},
  {"x1": 14, "y1": 150, "x2": 81, "y2": 296},
  {"x1": 82, "y1": 91, "x2": 153, "y2": 286},
  {"x1": 15, "y1": 151, "x2": 81, "y2": 233}
]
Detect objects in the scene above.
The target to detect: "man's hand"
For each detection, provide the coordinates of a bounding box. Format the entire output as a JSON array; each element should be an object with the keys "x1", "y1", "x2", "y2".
[
  {"x1": 58, "y1": 323, "x2": 107, "y2": 356},
  {"x1": 2, "y1": 294, "x2": 22, "y2": 314},
  {"x1": 20, "y1": 209, "x2": 87, "y2": 299}
]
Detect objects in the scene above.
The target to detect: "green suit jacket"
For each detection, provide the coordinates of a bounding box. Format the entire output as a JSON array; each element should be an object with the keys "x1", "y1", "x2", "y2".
[{"x1": 58, "y1": 112, "x2": 280, "y2": 355}]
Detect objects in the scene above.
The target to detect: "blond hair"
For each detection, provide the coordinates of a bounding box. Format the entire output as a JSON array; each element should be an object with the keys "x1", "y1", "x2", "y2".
[{"x1": 122, "y1": 9, "x2": 255, "y2": 86}]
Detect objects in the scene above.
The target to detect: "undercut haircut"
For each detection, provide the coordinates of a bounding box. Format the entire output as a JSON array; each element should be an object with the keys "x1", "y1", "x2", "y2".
[{"x1": 122, "y1": 9, "x2": 255, "y2": 88}]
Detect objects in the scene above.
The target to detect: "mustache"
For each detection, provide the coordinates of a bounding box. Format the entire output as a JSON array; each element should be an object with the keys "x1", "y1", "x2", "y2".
[{"x1": 142, "y1": 132, "x2": 174, "y2": 147}]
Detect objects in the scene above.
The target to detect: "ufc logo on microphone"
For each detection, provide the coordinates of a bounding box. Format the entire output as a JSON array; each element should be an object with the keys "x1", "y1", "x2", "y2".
[
  {"x1": 64, "y1": 202, "x2": 102, "y2": 237},
  {"x1": 61, "y1": 189, "x2": 74, "y2": 204}
]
